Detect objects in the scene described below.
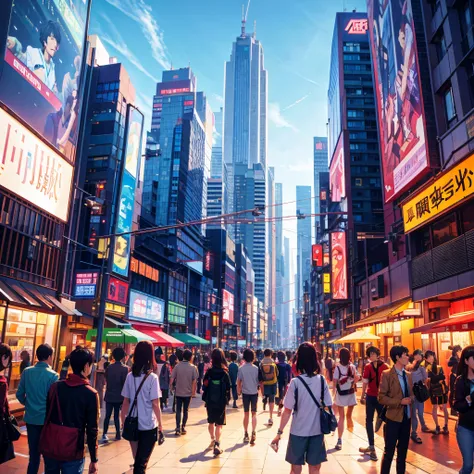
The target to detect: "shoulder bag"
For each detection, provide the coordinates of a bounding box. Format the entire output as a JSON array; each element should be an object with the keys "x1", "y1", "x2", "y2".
[
  {"x1": 122, "y1": 371, "x2": 151, "y2": 442},
  {"x1": 335, "y1": 366, "x2": 355, "y2": 396},
  {"x1": 296, "y1": 375, "x2": 338, "y2": 434}
]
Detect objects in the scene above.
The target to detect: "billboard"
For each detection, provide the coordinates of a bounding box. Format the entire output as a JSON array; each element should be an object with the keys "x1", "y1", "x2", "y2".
[
  {"x1": 129, "y1": 290, "x2": 165, "y2": 325},
  {"x1": 0, "y1": 108, "x2": 73, "y2": 221},
  {"x1": 107, "y1": 277, "x2": 129, "y2": 305},
  {"x1": 329, "y1": 133, "x2": 345, "y2": 202},
  {"x1": 331, "y1": 232, "x2": 348, "y2": 300},
  {"x1": 222, "y1": 289, "x2": 234, "y2": 324},
  {"x1": 124, "y1": 108, "x2": 143, "y2": 178},
  {"x1": 312, "y1": 244, "x2": 323, "y2": 267},
  {"x1": 74, "y1": 271, "x2": 98, "y2": 298},
  {"x1": 368, "y1": 0, "x2": 429, "y2": 202},
  {"x1": 0, "y1": 0, "x2": 90, "y2": 163}
]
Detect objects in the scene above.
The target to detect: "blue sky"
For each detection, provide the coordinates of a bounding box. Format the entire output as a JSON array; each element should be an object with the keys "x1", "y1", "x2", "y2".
[{"x1": 90, "y1": 0, "x2": 368, "y2": 278}]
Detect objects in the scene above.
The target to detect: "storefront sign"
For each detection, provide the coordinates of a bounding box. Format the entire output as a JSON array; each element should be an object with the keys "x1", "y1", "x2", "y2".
[
  {"x1": 312, "y1": 244, "x2": 323, "y2": 267},
  {"x1": 107, "y1": 277, "x2": 129, "y2": 305},
  {"x1": 0, "y1": 108, "x2": 74, "y2": 221},
  {"x1": 323, "y1": 273, "x2": 331, "y2": 294},
  {"x1": 105, "y1": 302, "x2": 126, "y2": 315},
  {"x1": 345, "y1": 18, "x2": 368, "y2": 34},
  {"x1": 331, "y1": 232, "x2": 348, "y2": 300},
  {"x1": 74, "y1": 271, "x2": 98, "y2": 298},
  {"x1": 130, "y1": 258, "x2": 159, "y2": 282},
  {"x1": 129, "y1": 290, "x2": 165, "y2": 324},
  {"x1": 402, "y1": 153, "x2": 474, "y2": 232}
]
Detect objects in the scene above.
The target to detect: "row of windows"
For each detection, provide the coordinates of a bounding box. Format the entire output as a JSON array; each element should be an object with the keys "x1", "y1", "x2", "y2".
[
  {"x1": 343, "y1": 64, "x2": 372, "y2": 72},
  {"x1": 97, "y1": 81, "x2": 120, "y2": 92}
]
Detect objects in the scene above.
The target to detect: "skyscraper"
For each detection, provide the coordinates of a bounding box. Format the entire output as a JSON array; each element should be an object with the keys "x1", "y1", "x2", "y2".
[
  {"x1": 275, "y1": 183, "x2": 284, "y2": 345},
  {"x1": 283, "y1": 236, "x2": 291, "y2": 346},
  {"x1": 267, "y1": 167, "x2": 276, "y2": 345},
  {"x1": 313, "y1": 137, "x2": 328, "y2": 239}
]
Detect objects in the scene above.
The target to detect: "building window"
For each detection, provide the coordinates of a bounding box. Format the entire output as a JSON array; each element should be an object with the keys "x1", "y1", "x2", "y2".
[
  {"x1": 355, "y1": 178, "x2": 363, "y2": 186},
  {"x1": 444, "y1": 87, "x2": 456, "y2": 124},
  {"x1": 432, "y1": 213, "x2": 459, "y2": 247},
  {"x1": 461, "y1": 200, "x2": 474, "y2": 232},
  {"x1": 436, "y1": 33, "x2": 448, "y2": 61}
]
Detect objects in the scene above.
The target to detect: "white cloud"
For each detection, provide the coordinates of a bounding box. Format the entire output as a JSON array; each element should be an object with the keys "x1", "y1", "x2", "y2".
[
  {"x1": 105, "y1": 0, "x2": 171, "y2": 70},
  {"x1": 268, "y1": 103, "x2": 298, "y2": 132},
  {"x1": 287, "y1": 162, "x2": 313, "y2": 172},
  {"x1": 213, "y1": 93, "x2": 224, "y2": 105},
  {"x1": 282, "y1": 93, "x2": 311, "y2": 111}
]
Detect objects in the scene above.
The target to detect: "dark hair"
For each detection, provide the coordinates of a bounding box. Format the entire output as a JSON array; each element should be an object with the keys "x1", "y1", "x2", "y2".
[
  {"x1": 21, "y1": 350, "x2": 30, "y2": 361},
  {"x1": 277, "y1": 350, "x2": 285, "y2": 362},
  {"x1": 264, "y1": 348, "x2": 272, "y2": 357},
  {"x1": 243, "y1": 349, "x2": 255, "y2": 363},
  {"x1": 0, "y1": 343, "x2": 12, "y2": 370},
  {"x1": 176, "y1": 348, "x2": 184, "y2": 362},
  {"x1": 390, "y1": 345, "x2": 409, "y2": 364},
  {"x1": 211, "y1": 348, "x2": 227, "y2": 369},
  {"x1": 132, "y1": 341, "x2": 157, "y2": 376},
  {"x1": 366, "y1": 346, "x2": 380, "y2": 358},
  {"x1": 183, "y1": 349, "x2": 193, "y2": 362},
  {"x1": 451, "y1": 345, "x2": 462, "y2": 357},
  {"x1": 285, "y1": 350, "x2": 292, "y2": 361},
  {"x1": 296, "y1": 342, "x2": 320, "y2": 377},
  {"x1": 112, "y1": 347, "x2": 126, "y2": 362},
  {"x1": 230, "y1": 351, "x2": 238, "y2": 362},
  {"x1": 203, "y1": 354, "x2": 210, "y2": 364},
  {"x1": 70, "y1": 346, "x2": 93, "y2": 375},
  {"x1": 36, "y1": 343, "x2": 53, "y2": 362},
  {"x1": 339, "y1": 347, "x2": 351, "y2": 366},
  {"x1": 457, "y1": 345, "x2": 474, "y2": 378},
  {"x1": 39, "y1": 20, "x2": 62, "y2": 48}
]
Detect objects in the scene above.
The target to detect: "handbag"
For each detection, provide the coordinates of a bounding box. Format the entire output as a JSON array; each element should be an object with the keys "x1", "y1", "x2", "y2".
[
  {"x1": 122, "y1": 371, "x2": 151, "y2": 442},
  {"x1": 4, "y1": 414, "x2": 21, "y2": 442},
  {"x1": 39, "y1": 383, "x2": 83, "y2": 461},
  {"x1": 296, "y1": 375, "x2": 338, "y2": 434},
  {"x1": 413, "y1": 380, "x2": 430, "y2": 403}
]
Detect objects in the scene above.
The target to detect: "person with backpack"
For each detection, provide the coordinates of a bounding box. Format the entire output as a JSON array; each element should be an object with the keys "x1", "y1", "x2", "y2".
[
  {"x1": 202, "y1": 348, "x2": 231, "y2": 456},
  {"x1": 260, "y1": 348, "x2": 279, "y2": 426},
  {"x1": 40, "y1": 346, "x2": 99, "y2": 474},
  {"x1": 407, "y1": 349, "x2": 430, "y2": 444},
  {"x1": 424, "y1": 350, "x2": 449, "y2": 435},
  {"x1": 448, "y1": 345, "x2": 462, "y2": 416},
  {"x1": 228, "y1": 351, "x2": 239, "y2": 409},
  {"x1": 270, "y1": 342, "x2": 332, "y2": 473},
  {"x1": 237, "y1": 349, "x2": 260, "y2": 445},
  {"x1": 453, "y1": 345, "x2": 474, "y2": 474},
  {"x1": 156, "y1": 353, "x2": 170, "y2": 411},
  {"x1": 333, "y1": 347, "x2": 359, "y2": 450},
  {"x1": 0, "y1": 344, "x2": 16, "y2": 466},
  {"x1": 170, "y1": 348, "x2": 183, "y2": 414},
  {"x1": 276, "y1": 351, "x2": 292, "y2": 417},
  {"x1": 358, "y1": 346, "x2": 388, "y2": 461}
]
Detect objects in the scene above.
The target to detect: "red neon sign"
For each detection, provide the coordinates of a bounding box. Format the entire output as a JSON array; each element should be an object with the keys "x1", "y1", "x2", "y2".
[
  {"x1": 160, "y1": 87, "x2": 190, "y2": 95},
  {"x1": 345, "y1": 19, "x2": 368, "y2": 34},
  {"x1": 312, "y1": 244, "x2": 323, "y2": 267}
]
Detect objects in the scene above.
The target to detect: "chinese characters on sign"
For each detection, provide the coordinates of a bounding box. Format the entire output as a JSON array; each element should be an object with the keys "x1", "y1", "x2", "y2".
[
  {"x1": 331, "y1": 232, "x2": 348, "y2": 300},
  {"x1": 74, "y1": 272, "x2": 98, "y2": 298},
  {"x1": 323, "y1": 273, "x2": 331, "y2": 294},
  {"x1": 107, "y1": 277, "x2": 129, "y2": 305},
  {"x1": 345, "y1": 19, "x2": 368, "y2": 34},
  {"x1": 312, "y1": 244, "x2": 323, "y2": 267},
  {"x1": 130, "y1": 258, "x2": 159, "y2": 282},
  {"x1": 160, "y1": 87, "x2": 190, "y2": 95},
  {"x1": 402, "y1": 153, "x2": 474, "y2": 232}
]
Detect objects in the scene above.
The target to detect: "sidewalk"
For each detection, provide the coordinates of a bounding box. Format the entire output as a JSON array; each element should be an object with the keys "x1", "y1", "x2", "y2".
[{"x1": 3, "y1": 395, "x2": 462, "y2": 473}]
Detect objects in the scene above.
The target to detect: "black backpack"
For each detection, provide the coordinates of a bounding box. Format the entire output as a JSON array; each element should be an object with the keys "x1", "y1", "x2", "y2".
[
  {"x1": 413, "y1": 380, "x2": 430, "y2": 403},
  {"x1": 206, "y1": 373, "x2": 227, "y2": 406}
]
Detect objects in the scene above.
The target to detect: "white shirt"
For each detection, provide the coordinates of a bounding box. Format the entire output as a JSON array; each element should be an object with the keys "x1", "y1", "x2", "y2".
[
  {"x1": 26, "y1": 46, "x2": 56, "y2": 91},
  {"x1": 121, "y1": 372, "x2": 161, "y2": 431},
  {"x1": 283, "y1": 374, "x2": 333, "y2": 436}
]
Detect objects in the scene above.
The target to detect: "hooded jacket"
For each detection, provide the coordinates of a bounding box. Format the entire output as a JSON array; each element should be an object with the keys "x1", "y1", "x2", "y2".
[{"x1": 45, "y1": 374, "x2": 99, "y2": 463}]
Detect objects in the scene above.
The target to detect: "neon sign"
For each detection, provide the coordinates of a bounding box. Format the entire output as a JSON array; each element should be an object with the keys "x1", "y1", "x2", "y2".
[
  {"x1": 160, "y1": 87, "x2": 190, "y2": 95},
  {"x1": 345, "y1": 19, "x2": 368, "y2": 34}
]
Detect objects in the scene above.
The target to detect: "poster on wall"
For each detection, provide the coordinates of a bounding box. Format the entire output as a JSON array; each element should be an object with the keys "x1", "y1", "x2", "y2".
[
  {"x1": 222, "y1": 289, "x2": 234, "y2": 324},
  {"x1": 368, "y1": 0, "x2": 429, "y2": 202},
  {"x1": 107, "y1": 277, "x2": 129, "y2": 305},
  {"x1": 0, "y1": 0, "x2": 90, "y2": 164},
  {"x1": 331, "y1": 232, "x2": 348, "y2": 300},
  {"x1": 329, "y1": 132, "x2": 345, "y2": 202}
]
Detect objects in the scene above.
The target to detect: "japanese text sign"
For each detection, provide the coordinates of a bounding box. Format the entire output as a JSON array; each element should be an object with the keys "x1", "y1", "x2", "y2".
[
  {"x1": 402, "y1": 154, "x2": 474, "y2": 232},
  {"x1": 74, "y1": 271, "x2": 98, "y2": 298},
  {"x1": 107, "y1": 277, "x2": 129, "y2": 305},
  {"x1": 312, "y1": 244, "x2": 323, "y2": 267},
  {"x1": 345, "y1": 19, "x2": 368, "y2": 34}
]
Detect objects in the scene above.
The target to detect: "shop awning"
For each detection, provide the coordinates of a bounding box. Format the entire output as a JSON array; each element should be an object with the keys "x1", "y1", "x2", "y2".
[
  {"x1": 424, "y1": 311, "x2": 474, "y2": 333},
  {"x1": 334, "y1": 330, "x2": 381, "y2": 344},
  {"x1": 131, "y1": 323, "x2": 184, "y2": 348},
  {"x1": 86, "y1": 327, "x2": 156, "y2": 343},
  {"x1": 45, "y1": 295, "x2": 81, "y2": 317},
  {"x1": 172, "y1": 333, "x2": 210, "y2": 345},
  {"x1": 410, "y1": 320, "x2": 443, "y2": 334},
  {"x1": 347, "y1": 298, "x2": 415, "y2": 329}
]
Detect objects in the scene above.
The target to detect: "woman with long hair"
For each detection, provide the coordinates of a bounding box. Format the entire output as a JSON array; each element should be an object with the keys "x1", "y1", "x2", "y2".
[
  {"x1": 0, "y1": 344, "x2": 14, "y2": 465},
  {"x1": 121, "y1": 341, "x2": 163, "y2": 474},
  {"x1": 448, "y1": 345, "x2": 462, "y2": 415},
  {"x1": 453, "y1": 345, "x2": 474, "y2": 474},
  {"x1": 333, "y1": 347, "x2": 359, "y2": 450},
  {"x1": 424, "y1": 350, "x2": 449, "y2": 435},
  {"x1": 202, "y1": 348, "x2": 231, "y2": 456}
]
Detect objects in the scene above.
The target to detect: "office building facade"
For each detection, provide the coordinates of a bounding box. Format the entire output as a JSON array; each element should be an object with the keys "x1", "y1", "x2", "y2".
[{"x1": 313, "y1": 137, "x2": 329, "y2": 240}]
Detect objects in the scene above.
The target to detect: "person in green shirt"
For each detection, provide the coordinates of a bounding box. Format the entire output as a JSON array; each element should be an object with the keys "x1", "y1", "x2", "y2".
[{"x1": 17, "y1": 343, "x2": 58, "y2": 474}]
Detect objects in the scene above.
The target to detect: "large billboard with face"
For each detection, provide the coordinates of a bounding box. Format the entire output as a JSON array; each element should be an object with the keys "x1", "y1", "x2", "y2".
[
  {"x1": 331, "y1": 232, "x2": 348, "y2": 300},
  {"x1": 329, "y1": 132, "x2": 345, "y2": 202},
  {"x1": 0, "y1": 0, "x2": 90, "y2": 164},
  {"x1": 222, "y1": 289, "x2": 234, "y2": 324},
  {"x1": 368, "y1": 0, "x2": 429, "y2": 202}
]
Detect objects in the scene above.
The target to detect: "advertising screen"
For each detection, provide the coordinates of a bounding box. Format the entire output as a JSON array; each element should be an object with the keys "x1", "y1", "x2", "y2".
[
  {"x1": 331, "y1": 232, "x2": 348, "y2": 299},
  {"x1": 129, "y1": 290, "x2": 165, "y2": 325},
  {"x1": 124, "y1": 107, "x2": 143, "y2": 178},
  {"x1": 0, "y1": 0, "x2": 90, "y2": 163},
  {"x1": 222, "y1": 289, "x2": 234, "y2": 324},
  {"x1": 0, "y1": 108, "x2": 73, "y2": 221},
  {"x1": 74, "y1": 271, "x2": 98, "y2": 298},
  {"x1": 329, "y1": 133, "x2": 345, "y2": 202},
  {"x1": 368, "y1": 0, "x2": 429, "y2": 202},
  {"x1": 107, "y1": 277, "x2": 129, "y2": 305},
  {"x1": 312, "y1": 244, "x2": 323, "y2": 267}
]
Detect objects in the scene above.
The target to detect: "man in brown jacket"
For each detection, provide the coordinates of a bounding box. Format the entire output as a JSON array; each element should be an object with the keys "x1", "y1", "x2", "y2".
[{"x1": 378, "y1": 345, "x2": 414, "y2": 474}]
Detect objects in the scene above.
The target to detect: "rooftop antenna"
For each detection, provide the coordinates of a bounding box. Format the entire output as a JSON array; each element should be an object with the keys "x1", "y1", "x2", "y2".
[{"x1": 241, "y1": 0, "x2": 251, "y2": 37}]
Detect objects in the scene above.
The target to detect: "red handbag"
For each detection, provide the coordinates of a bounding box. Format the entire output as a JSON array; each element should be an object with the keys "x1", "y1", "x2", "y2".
[{"x1": 39, "y1": 383, "x2": 82, "y2": 461}]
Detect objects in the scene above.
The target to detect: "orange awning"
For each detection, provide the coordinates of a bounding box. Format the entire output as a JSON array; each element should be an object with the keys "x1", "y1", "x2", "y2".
[
  {"x1": 131, "y1": 323, "x2": 184, "y2": 348},
  {"x1": 410, "y1": 311, "x2": 474, "y2": 334}
]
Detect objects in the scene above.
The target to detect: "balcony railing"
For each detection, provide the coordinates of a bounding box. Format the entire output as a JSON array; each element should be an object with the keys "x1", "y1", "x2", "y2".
[{"x1": 412, "y1": 229, "x2": 474, "y2": 289}]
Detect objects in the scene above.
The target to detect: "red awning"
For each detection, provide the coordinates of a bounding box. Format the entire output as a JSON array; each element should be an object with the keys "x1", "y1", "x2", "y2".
[
  {"x1": 431, "y1": 311, "x2": 474, "y2": 333},
  {"x1": 131, "y1": 323, "x2": 184, "y2": 348}
]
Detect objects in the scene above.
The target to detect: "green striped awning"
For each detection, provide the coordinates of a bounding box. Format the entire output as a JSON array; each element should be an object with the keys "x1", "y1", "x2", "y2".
[
  {"x1": 171, "y1": 333, "x2": 210, "y2": 345},
  {"x1": 86, "y1": 328, "x2": 156, "y2": 343}
]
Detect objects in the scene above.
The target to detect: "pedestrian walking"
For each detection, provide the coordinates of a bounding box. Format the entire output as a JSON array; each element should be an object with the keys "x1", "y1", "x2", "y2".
[
  {"x1": 194, "y1": 353, "x2": 203, "y2": 394},
  {"x1": 276, "y1": 351, "x2": 292, "y2": 417},
  {"x1": 260, "y1": 348, "x2": 279, "y2": 425},
  {"x1": 408, "y1": 349, "x2": 431, "y2": 444},
  {"x1": 378, "y1": 345, "x2": 413, "y2": 474},
  {"x1": 102, "y1": 347, "x2": 128, "y2": 442},
  {"x1": 40, "y1": 346, "x2": 99, "y2": 474},
  {"x1": 324, "y1": 354, "x2": 334, "y2": 384},
  {"x1": 121, "y1": 341, "x2": 163, "y2": 474},
  {"x1": 156, "y1": 353, "x2": 170, "y2": 410},
  {"x1": 229, "y1": 351, "x2": 239, "y2": 408},
  {"x1": 170, "y1": 349, "x2": 183, "y2": 414},
  {"x1": 0, "y1": 344, "x2": 16, "y2": 466},
  {"x1": 358, "y1": 346, "x2": 388, "y2": 461},
  {"x1": 16, "y1": 343, "x2": 58, "y2": 474},
  {"x1": 333, "y1": 347, "x2": 359, "y2": 450},
  {"x1": 453, "y1": 345, "x2": 474, "y2": 474},
  {"x1": 448, "y1": 345, "x2": 462, "y2": 416},
  {"x1": 170, "y1": 349, "x2": 197, "y2": 436},
  {"x1": 271, "y1": 342, "x2": 332, "y2": 474},
  {"x1": 202, "y1": 348, "x2": 231, "y2": 456},
  {"x1": 425, "y1": 350, "x2": 450, "y2": 435},
  {"x1": 237, "y1": 348, "x2": 260, "y2": 445},
  {"x1": 95, "y1": 354, "x2": 109, "y2": 409}
]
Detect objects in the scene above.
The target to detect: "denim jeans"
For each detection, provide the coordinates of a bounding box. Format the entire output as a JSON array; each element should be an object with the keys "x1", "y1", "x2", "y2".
[
  {"x1": 411, "y1": 399, "x2": 426, "y2": 435},
  {"x1": 365, "y1": 395, "x2": 383, "y2": 447},
  {"x1": 176, "y1": 396, "x2": 191, "y2": 429},
  {"x1": 134, "y1": 428, "x2": 157, "y2": 474},
  {"x1": 457, "y1": 425, "x2": 474, "y2": 474},
  {"x1": 44, "y1": 457, "x2": 85, "y2": 474},
  {"x1": 103, "y1": 402, "x2": 122, "y2": 436},
  {"x1": 26, "y1": 423, "x2": 43, "y2": 474}
]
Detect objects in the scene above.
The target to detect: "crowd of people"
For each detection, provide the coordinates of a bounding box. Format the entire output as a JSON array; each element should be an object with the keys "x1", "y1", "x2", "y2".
[{"x1": 0, "y1": 341, "x2": 474, "y2": 473}]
